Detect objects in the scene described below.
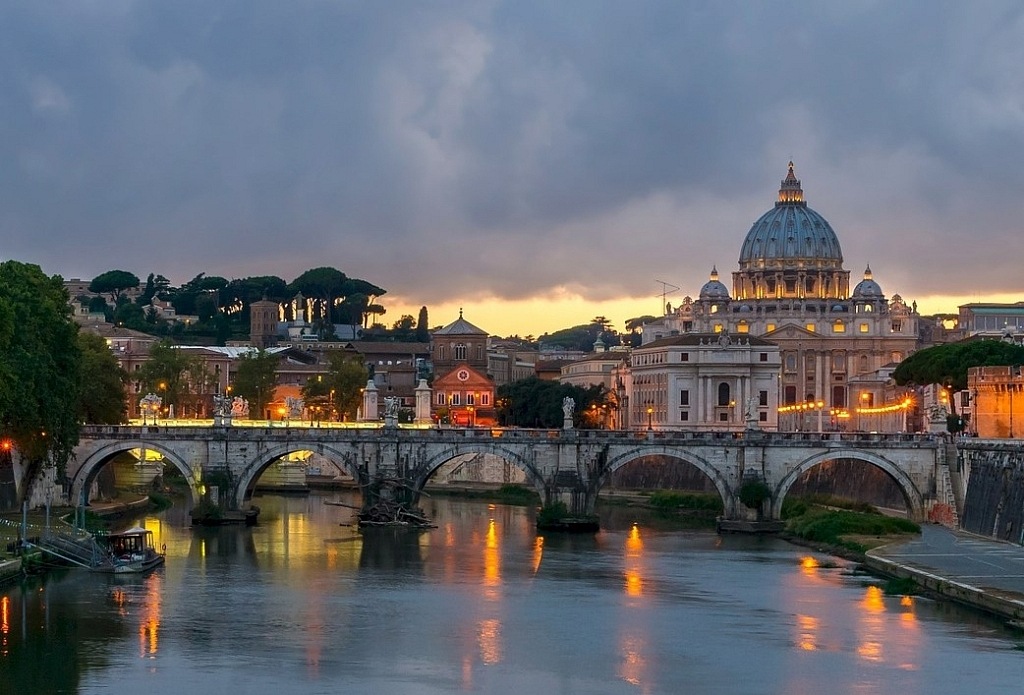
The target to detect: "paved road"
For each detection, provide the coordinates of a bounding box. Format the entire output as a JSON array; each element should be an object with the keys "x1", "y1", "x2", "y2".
[{"x1": 871, "y1": 524, "x2": 1024, "y2": 601}]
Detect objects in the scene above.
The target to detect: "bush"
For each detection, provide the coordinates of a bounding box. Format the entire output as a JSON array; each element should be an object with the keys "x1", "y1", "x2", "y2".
[
  {"x1": 739, "y1": 481, "x2": 771, "y2": 509},
  {"x1": 648, "y1": 491, "x2": 723, "y2": 513},
  {"x1": 537, "y1": 501, "x2": 569, "y2": 526}
]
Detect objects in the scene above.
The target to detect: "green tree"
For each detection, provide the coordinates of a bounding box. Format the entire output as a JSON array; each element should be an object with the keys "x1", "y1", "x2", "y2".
[
  {"x1": 137, "y1": 340, "x2": 197, "y2": 416},
  {"x1": 114, "y1": 301, "x2": 147, "y2": 330},
  {"x1": 88, "y1": 269, "x2": 140, "y2": 305},
  {"x1": 323, "y1": 353, "x2": 369, "y2": 420},
  {"x1": 76, "y1": 332, "x2": 128, "y2": 424},
  {"x1": 893, "y1": 340, "x2": 1024, "y2": 414},
  {"x1": 0, "y1": 261, "x2": 81, "y2": 486},
  {"x1": 496, "y1": 377, "x2": 609, "y2": 428},
  {"x1": 415, "y1": 306, "x2": 429, "y2": 342},
  {"x1": 233, "y1": 349, "x2": 280, "y2": 419}
]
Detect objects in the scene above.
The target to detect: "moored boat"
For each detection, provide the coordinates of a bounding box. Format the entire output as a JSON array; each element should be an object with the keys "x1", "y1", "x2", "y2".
[{"x1": 94, "y1": 527, "x2": 165, "y2": 574}]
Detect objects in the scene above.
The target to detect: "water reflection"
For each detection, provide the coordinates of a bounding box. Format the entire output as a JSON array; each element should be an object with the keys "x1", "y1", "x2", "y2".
[{"x1": 2, "y1": 493, "x2": 1023, "y2": 695}]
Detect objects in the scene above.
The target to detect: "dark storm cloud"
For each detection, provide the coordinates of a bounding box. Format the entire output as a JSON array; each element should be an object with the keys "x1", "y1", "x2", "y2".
[{"x1": 1, "y1": 1, "x2": 1021, "y2": 306}]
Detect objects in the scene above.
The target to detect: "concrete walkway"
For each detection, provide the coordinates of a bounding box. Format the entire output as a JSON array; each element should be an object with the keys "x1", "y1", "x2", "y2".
[{"x1": 866, "y1": 524, "x2": 1024, "y2": 623}]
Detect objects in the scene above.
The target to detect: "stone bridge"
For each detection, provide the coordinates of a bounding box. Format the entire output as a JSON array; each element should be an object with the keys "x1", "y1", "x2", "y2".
[{"x1": 67, "y1": 424, "x2": 948, "y2": 526}]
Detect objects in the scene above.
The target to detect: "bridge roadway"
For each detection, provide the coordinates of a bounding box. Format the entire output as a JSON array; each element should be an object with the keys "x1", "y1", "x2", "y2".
[{"x1": 67, "y1": 424, "x2": 947, "y2": 526}]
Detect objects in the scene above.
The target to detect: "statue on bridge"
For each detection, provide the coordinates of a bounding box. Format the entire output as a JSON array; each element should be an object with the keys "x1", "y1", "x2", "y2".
[
  {"x1": 285, "y1": 396, "x2": 304, "y2": 419},
  {"x1": 384, "y1": 396, "x2": 400, "y2": 419},
  {"x1": 562, "y1": 397, "x2": 575, "y2": 430},
  {"x1": 744, "y1": 396, "x2": 759, "y2": 430},
  {"x1": 212, "y1": 395, "x2": 231, "y2": 418},
  {"x1": 231, "y1": 397, "x2": 250, "y2": 418}
]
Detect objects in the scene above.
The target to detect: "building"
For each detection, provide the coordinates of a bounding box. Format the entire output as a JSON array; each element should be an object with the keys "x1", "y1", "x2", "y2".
[
  {"x1": 957, "y1": 302, "x2": 1024, "y2": 343},
  {"x1": 630, "y1": 333, "x2": 781, "y2": 432},
  {"x1": 642, "y1": 162, "x2": 919, "y2": 429},
  {"x1": 967, "y1": 365, "x2": 1024, "y2": 439},
  {"x1": 430, "y1": 311, "x2": 495, "y2": 425}
]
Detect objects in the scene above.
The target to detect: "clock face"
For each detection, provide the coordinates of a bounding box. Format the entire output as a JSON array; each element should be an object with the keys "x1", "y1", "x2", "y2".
[{"x1": 457, "y1": 369, "x2": 470, "y2": 381}]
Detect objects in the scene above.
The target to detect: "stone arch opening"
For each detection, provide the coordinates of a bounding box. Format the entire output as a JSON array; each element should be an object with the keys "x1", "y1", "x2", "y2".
[
  {"x1": 71, "y1": 441, "x2": 200, "y2": 510},
  {"x1": 418, "y1": 444, "x2": 544, "y2": 500},
  {"x1": 234, "y1": 443, "x2": 363, "y2": 509},
  {"x1": 600, "y1": 447, "x2": 733, "y2": 518},
  {"x1": 773, "y1": 450, "x2": 924, "y2": 521}
]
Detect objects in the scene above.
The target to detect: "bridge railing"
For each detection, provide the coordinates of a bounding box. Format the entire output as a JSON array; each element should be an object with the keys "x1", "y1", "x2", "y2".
[{"x1": 80, "y1": 424, "x2": 941, "y2": 446}]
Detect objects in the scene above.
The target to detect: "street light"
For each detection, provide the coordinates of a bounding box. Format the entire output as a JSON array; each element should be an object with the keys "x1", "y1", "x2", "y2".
[
  {"x1": 646, "y1": 405, "x2": 653, "y2": 431},
  {"x1": 467, "y1": 405, "x2": 475, "y2": 428}
]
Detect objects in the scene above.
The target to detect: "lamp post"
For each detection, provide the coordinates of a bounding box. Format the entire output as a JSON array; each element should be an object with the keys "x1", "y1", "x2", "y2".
[
  {"x1": 1010, "y1": 365, "x2": 1018, "y2": 439},
  {"x1": 468, "y1": 405, "x2": 475, "y2": 428},
  {"x1": 646, "y1": 405, "x2": 653, "y2": 431}
]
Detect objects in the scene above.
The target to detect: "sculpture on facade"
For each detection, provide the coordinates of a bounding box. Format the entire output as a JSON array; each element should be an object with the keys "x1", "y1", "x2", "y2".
[{"x1": 745, "y1": 396, "x2": 759, "y2": 428}]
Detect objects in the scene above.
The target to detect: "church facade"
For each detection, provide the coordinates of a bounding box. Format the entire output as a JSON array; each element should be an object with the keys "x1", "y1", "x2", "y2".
[{"x1": 642, "y1": 163, "x2": 919, "y2": 430}]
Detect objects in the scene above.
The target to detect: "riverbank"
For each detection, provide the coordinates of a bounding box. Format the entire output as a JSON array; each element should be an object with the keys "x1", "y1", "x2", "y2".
[{"x1": 865, "y1": 525, "x2": 1024, "y2": 627}]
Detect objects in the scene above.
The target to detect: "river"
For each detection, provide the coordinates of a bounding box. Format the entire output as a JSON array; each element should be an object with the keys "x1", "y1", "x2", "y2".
[{"x1": 2, "y1": 491, "x2": 1022, "y2": 694}]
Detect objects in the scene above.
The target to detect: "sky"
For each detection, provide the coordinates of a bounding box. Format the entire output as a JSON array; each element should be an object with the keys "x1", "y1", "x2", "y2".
[{"x1": 2, "y1": 1, "x2": 1023, "y2": 338}]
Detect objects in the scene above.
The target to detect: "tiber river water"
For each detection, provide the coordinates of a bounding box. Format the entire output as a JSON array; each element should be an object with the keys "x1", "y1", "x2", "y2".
[{"x1": 2, "y1": 491, "x2": 1023, "y2": 695}]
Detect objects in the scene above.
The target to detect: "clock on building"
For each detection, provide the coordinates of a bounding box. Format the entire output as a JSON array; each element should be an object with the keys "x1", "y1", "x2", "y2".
[{"x1": 456, "y1": 369, "x2": 470, "y2": 381}]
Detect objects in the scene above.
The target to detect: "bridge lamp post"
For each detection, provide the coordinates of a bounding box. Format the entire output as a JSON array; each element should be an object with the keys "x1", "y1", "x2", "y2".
[{"x1": 646, "y1": 406, "x2": 653, "y2": 431}]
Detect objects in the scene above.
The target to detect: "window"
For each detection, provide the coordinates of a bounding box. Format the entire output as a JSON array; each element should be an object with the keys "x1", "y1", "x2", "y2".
[
  {"x1": 737, "y1": 322, "x2": 749, "y2": 334},
  {"x1": 680, "y1": 411, "x2": 689, "y2": 422},
  {"x1": 759, "y1": 390, "x2": 768, "y2": 407},
  {"x1": 784, "y1": 385, "x2": 797, "y2": 405},
  {"x1": 766, "y1": 323, "x2": 776, "y2": 333},
  {"x1": 454, "y1": 343, "x2": 467, "y2": 360},
  {"x1": 859, "y1": 323, "x2": 869, "y2": 333},
  {"x1": 481, "y1": 393, "x2": 490, "y2": 406},
  {"x1": 680, "y1": 352, "x2": 689, "y2": 362},
  {"x1": 806, "y1": 323, "x2": 816, "y2": 332},
  {"x1": 759, "y1": 412, "x2": 768, "y2": 422},
  {"x1": 891, "y1": 320, "x2": 902, "y2": 332},
  {"x1": 437, "y1": 393, "x2": 446, "y2": 405},
  {"x1": 467, "y1": 393, "x2": 475, "y2": 405},
  {"x1": 452, "y1": 393, "x2": 461, "y2": 405},
  {"x1": 832, "y1": 385, "x2": 846, "y2": 408},
  {"x1": 438, "y1": 345, "x2": 445, "y2": 360},
  {"x1": 719, "y1": 412, "x2": 729, "y2": 422},
  {"x1": 680, "y1": 390, "x2": 690, "y2": 406},
  {"x1": 714, "y1": 323, "x2": 723, "y2": 333},
  {"x1": 832, "y1": 320, "x2": 845, "y2": 333},
  {"x1": 717, "y1": 382, "x2": 731, "y2": 406},
  {"x1": 785, "y1": 354, "x2": 797, "y2": 372},
  {"x1": 759, "y1": 352, "x2": 768, "y2": 362}
]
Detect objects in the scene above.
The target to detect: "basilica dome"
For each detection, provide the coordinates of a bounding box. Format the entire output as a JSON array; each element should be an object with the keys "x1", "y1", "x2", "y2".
[{"x1": 737, "y1": 162, "x2": 843, "y2": 271}]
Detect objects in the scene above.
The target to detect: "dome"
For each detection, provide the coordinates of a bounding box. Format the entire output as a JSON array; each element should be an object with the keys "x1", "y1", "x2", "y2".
[
  {"x1": 699, "y1": 266, "x2": 730, "y2": 300},
  {"x1": 852, "y1": 265, "x2": 883, "y2": 298},
  {"x1": 737, "y1": 162, "x2": 843, "y2": 270}
]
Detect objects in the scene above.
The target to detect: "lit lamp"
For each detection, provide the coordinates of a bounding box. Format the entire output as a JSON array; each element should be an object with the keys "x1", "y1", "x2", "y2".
[
  {"x1": 646, "y1": 406, "x2": 653, "y2": 431},
  {"x1": 467, "y1": 405, "x2": 475, "y2": 427}
]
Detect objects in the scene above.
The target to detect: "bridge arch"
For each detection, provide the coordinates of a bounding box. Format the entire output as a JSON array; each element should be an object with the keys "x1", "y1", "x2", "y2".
[
  {"x1": 71, "y1": 441, "x2": 201, "y2": 509},
  {"x1": 772, "y1": 449, "x2": 925, "y2": 521},
  {"x1": 233, "y1": 442, "x2": 363, "y2": 509},
  {"x1": 418, "y1": 443, "x2": 545, "y2": 497},
  {"x1": 600, "y1": 446, "x2": 735, "y2": 516}
]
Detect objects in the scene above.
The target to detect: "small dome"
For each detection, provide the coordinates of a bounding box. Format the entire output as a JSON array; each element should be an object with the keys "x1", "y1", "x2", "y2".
[
  {"x1": 699, "y1": 266, "x2": 731, "y2": 300},
  {"x1": 831, "y1": 304, "x2": 848, "y2": 312},
  {"x1": 852, "y1": 265, "x2": 883, "y2": 298},
  {"x1": 738, "y1": 304, "x2": 752, "y2": 313}
]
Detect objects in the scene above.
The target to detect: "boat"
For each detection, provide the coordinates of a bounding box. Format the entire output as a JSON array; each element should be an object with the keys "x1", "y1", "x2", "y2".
[{"x1": 94, "y1": 527, "x2": 166, "y2": 574}]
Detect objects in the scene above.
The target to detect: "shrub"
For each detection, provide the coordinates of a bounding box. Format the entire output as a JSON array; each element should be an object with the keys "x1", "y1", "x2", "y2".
[{"x1": 739, "y1": 481, "x2": 771, "y2": 509}]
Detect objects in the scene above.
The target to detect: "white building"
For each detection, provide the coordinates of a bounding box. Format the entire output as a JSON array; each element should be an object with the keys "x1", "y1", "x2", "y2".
[{"x1": 629, "y1": 332, "x2": 781, "y2": 432}]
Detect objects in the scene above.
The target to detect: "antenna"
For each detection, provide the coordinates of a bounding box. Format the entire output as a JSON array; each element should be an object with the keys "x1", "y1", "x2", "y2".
[{"x1": 655, "y1": 280, "x2": 680, "y2": 315}]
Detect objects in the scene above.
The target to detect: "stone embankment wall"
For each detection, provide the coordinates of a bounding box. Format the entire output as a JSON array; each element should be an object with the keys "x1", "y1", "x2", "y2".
[{"x1": 960, "y1": 441, "x2": 1024, "y2": 544}]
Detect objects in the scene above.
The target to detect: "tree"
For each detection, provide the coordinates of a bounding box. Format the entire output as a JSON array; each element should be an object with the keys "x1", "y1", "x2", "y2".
[
  {"x1": 76, "y1": 332, "x2": 128, "y2": 424},
  {"x1": 114, "y1": 301, "x2": 147, "y2": 330},
  {"x1": 88, "y1": 270, "x2": 140, "y2": 305},
  {"x1": 300, "y1": 354, "x2": 369, "y2": 420},
  {"x1": 416, "y1": 306, "x2": 429, "y2": 342},
  {"x1": 136, "y1": 340, "x2": 198, "y2": 417},
  {"x1": 232, "y1": 349, "x2": 280, "y2": 419},
  {"x1": 496, "y1": 377, "x2": 608, "y2": 428},
  {"x1": 0, "y1": 261, "x2": 81, "y2": 486},
  {"x1": 321, "y1": 352, "x2": 369, "y2": 420},
  {"x1": 893, "y1": 340, "x2": 1024, "y2": 396}
]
